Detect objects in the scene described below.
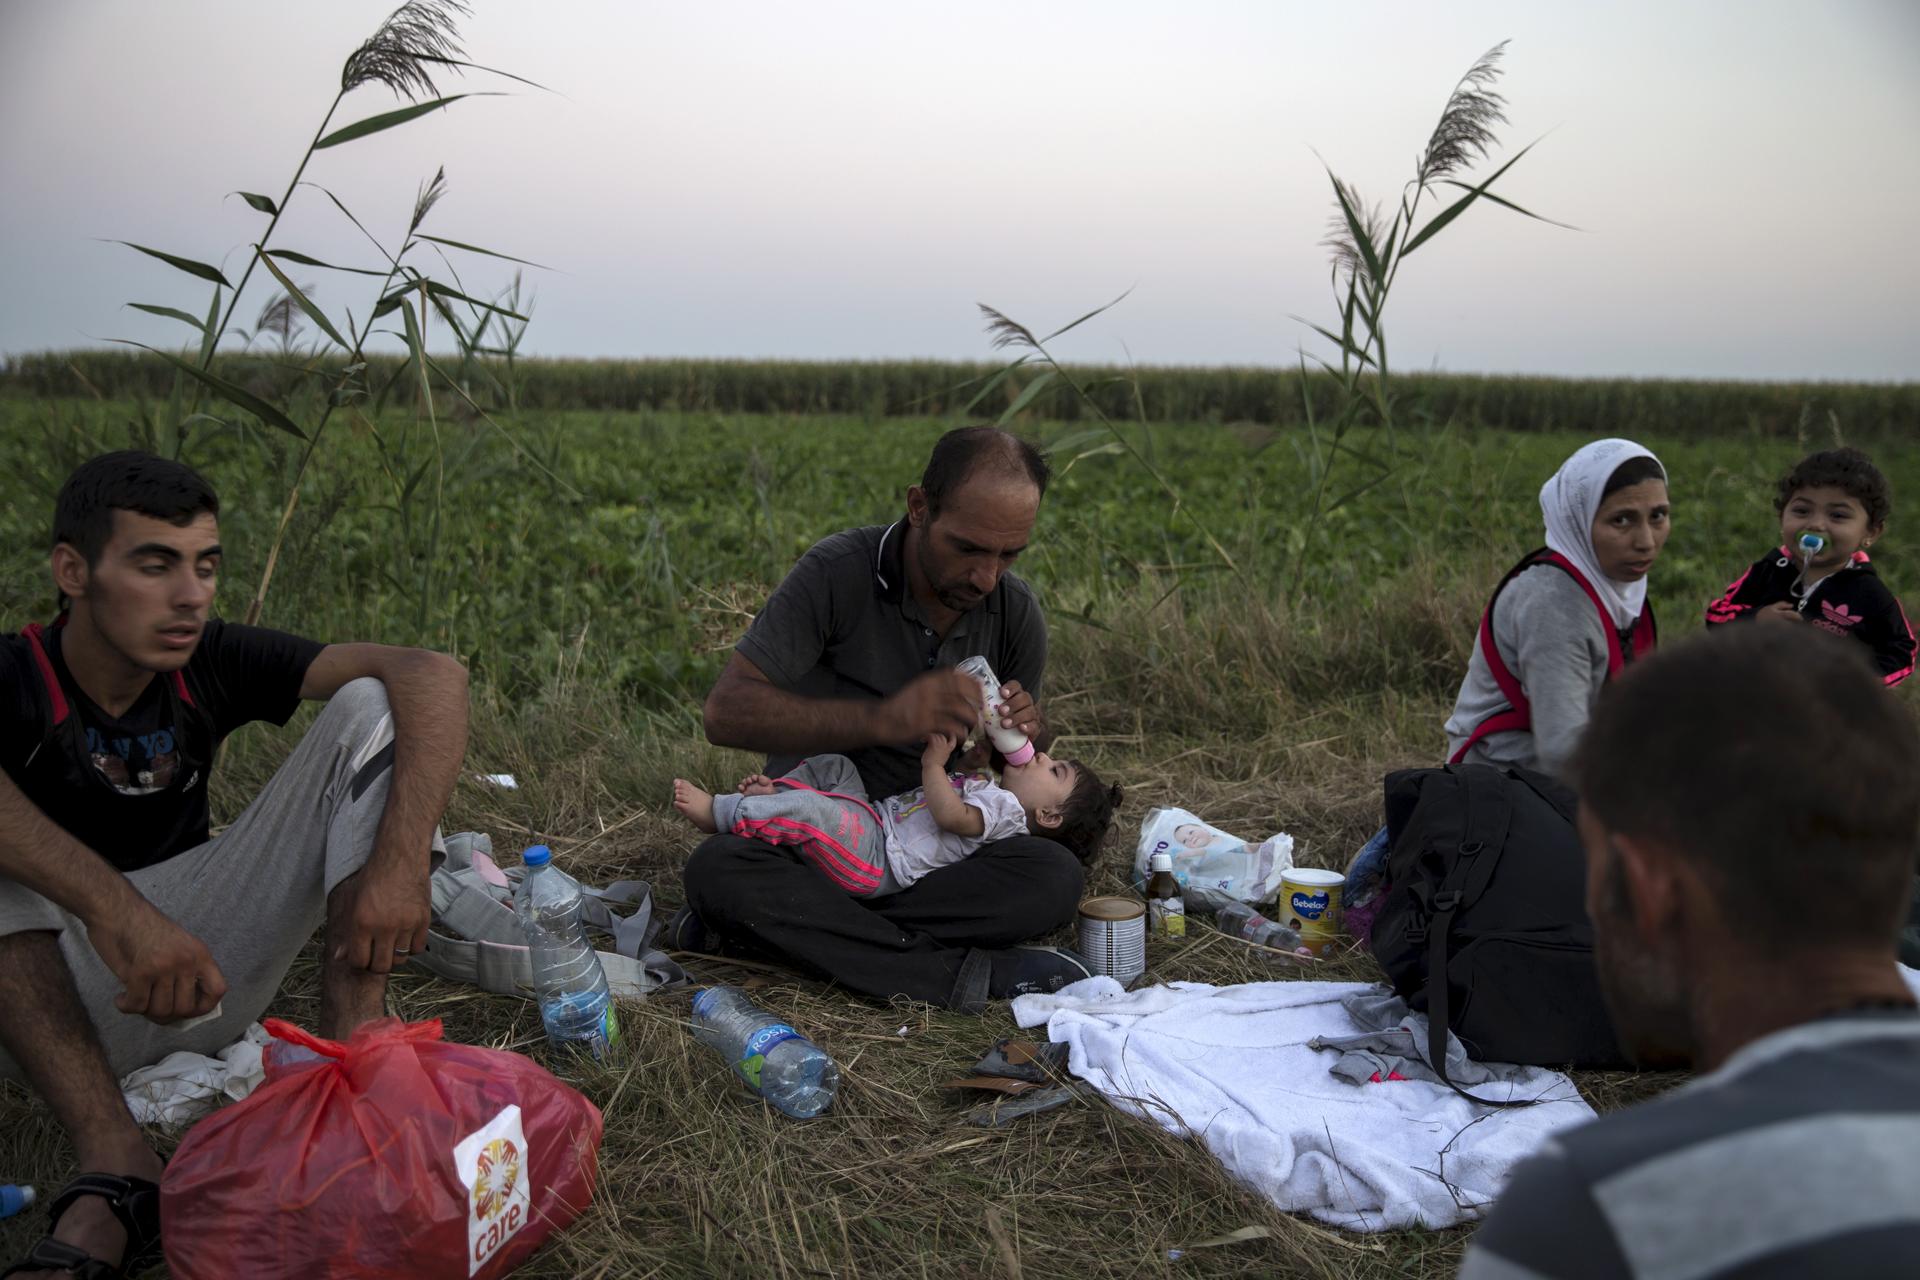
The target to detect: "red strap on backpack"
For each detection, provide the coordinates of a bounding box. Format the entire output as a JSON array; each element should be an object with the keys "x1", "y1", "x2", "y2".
[
  {"x1": 21, "y1": 620, "x2": 195, "y2": 727},
  {"x1": 21, "y1": 623, "x2": 70, "y2": 726},
  {"x1": 1449, "y1": 551, "x2": 1655, "y2": 764}
]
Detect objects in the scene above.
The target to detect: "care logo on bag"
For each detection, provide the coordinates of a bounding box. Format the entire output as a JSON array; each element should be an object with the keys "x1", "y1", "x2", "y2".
[
  {"x1": 454, "y1": 1104, "x2": 533, "y2": 1276},
  {"x1": 1290, "y1": 890, "x2": 1331, "y2": 921}
]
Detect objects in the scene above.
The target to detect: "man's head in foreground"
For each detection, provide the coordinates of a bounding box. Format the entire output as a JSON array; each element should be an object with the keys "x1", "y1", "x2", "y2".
[{"x1": 1573, "y1": 623, "x2": 1920, "y2": 1069}]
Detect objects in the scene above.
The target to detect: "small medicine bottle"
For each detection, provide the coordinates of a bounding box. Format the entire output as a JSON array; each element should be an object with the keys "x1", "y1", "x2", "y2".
[{"x1": 1147, "y1": 852, "x2": 1186, "y2": 938}]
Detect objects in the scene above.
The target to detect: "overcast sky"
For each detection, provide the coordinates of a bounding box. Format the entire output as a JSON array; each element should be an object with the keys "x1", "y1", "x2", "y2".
[{"x1": 1, "y1": 0, "x2": 1915, "y2": 379}]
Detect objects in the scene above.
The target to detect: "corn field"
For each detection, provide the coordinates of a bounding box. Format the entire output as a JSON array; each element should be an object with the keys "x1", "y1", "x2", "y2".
[{"x1": 7, "y1": 350, "x2": 1914, "y2": 437}]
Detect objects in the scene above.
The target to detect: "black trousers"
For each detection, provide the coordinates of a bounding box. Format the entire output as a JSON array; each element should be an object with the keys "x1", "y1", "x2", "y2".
[{"x1": 682, "y1": 832, "x2": 1083, "y2": 1010}]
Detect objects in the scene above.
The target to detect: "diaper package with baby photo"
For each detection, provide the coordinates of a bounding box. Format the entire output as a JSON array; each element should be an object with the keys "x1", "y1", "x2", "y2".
[{"x1": 1134, "y1": 807, "x2": 1293, "y2": 911}]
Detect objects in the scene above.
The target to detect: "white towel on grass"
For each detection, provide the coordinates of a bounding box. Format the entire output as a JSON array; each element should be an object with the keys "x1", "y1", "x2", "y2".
[{"x1": 1012, "y1": 977, "x2": 1595, "y2": 1231}]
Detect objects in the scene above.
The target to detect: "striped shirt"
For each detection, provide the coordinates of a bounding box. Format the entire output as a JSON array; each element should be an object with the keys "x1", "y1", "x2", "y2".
[{"x1": 1459, "y1": 1010, "x2": 1920, "y2": 1280}]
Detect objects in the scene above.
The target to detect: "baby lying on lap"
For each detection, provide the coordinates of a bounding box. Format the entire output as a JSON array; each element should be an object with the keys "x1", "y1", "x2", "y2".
[{"x1": 673, "y1": 732, "x2": 1121, "y2": 897}]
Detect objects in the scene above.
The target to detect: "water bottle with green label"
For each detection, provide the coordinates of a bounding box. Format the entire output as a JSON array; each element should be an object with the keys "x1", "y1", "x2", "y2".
[{"x1": 691, "y1": 986, "x2": 839, "y2": 1119}]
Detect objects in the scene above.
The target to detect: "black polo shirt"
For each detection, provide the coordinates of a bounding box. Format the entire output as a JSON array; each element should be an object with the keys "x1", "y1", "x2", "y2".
[{"x1": 735, "y1": 519, "x2": 1048, "y2": 797}]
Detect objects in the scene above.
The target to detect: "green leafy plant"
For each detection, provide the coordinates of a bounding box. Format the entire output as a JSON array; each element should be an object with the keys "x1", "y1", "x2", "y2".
[
  {"x1": 97, "y1": 0, "x2": 559, "y2": 627},
  {"x1": 965, "y1": 43, "x2": 1569, "y2": 603},
  {"x1": 971, "y1": 293, "x2": 1246, "y2": 588},
  {"x1": 1290, "y1": 39, "x2": 1571, "y2": 596}
]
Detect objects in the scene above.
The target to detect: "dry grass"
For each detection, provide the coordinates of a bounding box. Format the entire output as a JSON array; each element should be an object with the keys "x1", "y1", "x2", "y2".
[{"x1": 0, "y1": 578, "x2": 1684, "y2": 1278}]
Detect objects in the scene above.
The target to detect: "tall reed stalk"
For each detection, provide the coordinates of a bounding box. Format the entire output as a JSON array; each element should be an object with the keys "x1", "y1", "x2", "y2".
[
  {"x1": 1288, "y1": 40, "x2": 1569, "y2": 598},
  {"x1": 973, "y1": 294, "x2": 1246, "y2": 584},
  {"x1": 965, "y1": 44, "x2": 1567, "y2": 604},
  {"x1": 100, "y1": 1, "x2": 556, "y2": 629}
]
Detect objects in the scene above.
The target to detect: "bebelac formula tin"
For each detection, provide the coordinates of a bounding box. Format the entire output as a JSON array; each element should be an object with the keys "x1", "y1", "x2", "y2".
[{"x1": 1280, "y1": 867, "x2": 1345, "y2": 956}]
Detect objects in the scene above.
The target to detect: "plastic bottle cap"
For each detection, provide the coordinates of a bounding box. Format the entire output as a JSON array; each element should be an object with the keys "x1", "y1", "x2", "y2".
[
  {"x1": 522, "y1": 844, "x2": 552, "y2": 867},
  {"x1": 1150, "y1": 852, "x2": 1174, "y2": 872},
  {"x1": 1002, "y1": 740, "x2": 1036, "y2": 767}
]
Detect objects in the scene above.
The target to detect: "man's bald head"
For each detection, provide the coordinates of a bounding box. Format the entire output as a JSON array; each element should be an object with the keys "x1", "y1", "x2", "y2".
[{"x1": 919, "y1": 427, "x2": 1051, "y2": 516}]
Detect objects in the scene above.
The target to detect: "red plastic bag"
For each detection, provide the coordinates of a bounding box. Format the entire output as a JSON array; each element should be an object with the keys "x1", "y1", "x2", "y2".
[{"x1": 161, "y1": 1017, "x2": 602, "y2": 1279}]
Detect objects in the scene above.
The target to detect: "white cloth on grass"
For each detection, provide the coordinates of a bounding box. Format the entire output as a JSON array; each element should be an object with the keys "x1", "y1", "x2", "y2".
[
  {"x1": 119, "y1": 1022, "x2": 273, "y2": 1125},
  {"x1": 1012, "y1": 976, "x2": 1595, "y2": 1232}
]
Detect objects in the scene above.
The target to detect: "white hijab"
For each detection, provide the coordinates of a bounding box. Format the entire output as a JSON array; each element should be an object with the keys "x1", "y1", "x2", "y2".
[{"x1": 1539, "y1": 437, "x2": 1667, "y2": 632}]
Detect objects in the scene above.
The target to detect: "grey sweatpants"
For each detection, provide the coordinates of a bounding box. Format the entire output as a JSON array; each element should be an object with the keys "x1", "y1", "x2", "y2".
[
  {"x1": 711, "y1": 755, "x2": 897, "y2": 898},
  {"x1": 0, "y1": 677, "x2": 431, "y2": 1082}
]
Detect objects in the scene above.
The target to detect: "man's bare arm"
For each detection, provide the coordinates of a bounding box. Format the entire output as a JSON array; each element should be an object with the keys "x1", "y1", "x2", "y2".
[
  {"x1": 300, "y1": 643, "x2": 468, "y2": 972},
  {"x1": 0, "y1": 770, "x2": 226, "y2": 1021},
  {"x1": 703, "y1": 653, "x2": 980, "y2": 755},
  {"x1": 0, "y1": 770, "x2": 139, "y2": 927}
]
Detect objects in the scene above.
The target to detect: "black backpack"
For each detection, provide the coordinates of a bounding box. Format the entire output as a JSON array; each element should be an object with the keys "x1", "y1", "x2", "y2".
[{"x1": 1369, "y1": 763, "x2": 1629, "y2": 1100}]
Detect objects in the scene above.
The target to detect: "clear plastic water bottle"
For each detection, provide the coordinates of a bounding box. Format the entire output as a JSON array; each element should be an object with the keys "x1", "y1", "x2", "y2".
[
  {"x1": 691, "y1": 986, "x2": 840, "y2": 1119},
  {"x1": 513, "y1": 845, "x2": 620, "y2": 1060},
  {"x1": 1216, "y1": 901, "x2": 1311, "y2": 958},
  {"x1": 0, "y1": 1185, "x2": 34, "y2": 1220}
]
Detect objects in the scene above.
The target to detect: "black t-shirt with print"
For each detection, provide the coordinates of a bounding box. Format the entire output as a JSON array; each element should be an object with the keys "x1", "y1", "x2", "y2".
[{"x1": 1, "y1": 618, "x2": 324, "y2": 871}]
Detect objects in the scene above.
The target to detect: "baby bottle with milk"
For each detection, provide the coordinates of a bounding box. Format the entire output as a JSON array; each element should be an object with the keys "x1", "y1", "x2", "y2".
[{"x1": 955, "y1": 656, "x2": 1035, "y2": 766}]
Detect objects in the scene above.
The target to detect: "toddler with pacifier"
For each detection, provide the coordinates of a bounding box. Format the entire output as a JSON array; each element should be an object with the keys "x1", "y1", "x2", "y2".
[{"x1": 1706, "y1": 447, "x2": 1914, "y2": 686}]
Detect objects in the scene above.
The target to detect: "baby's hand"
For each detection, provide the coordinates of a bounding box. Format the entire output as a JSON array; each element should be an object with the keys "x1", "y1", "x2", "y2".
[
  {"x1": 952, "y1": 737, "x2": 992, "y2": 773},
  {"x1": 1758, "y1": 601, "x2": 1804, "y2": 625},
  {"x1": 922, "y1": 731, "x2": 958, "y2": 766}
]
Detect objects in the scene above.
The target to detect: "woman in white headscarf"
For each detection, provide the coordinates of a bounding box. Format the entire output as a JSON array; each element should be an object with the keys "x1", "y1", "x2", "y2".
[
  {"x1": 1343, "y1": 439, "x2": 1671, "y2": 942},
  {"x1": 1443, "y1": 438, "x2": 1671, "y2": 776}
]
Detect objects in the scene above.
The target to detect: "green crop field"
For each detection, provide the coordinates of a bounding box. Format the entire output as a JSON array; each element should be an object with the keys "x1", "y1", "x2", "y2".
[
  {"x1": 2, "y1": 385, "x2": 1917, "y2": 1279},
  {"x1": 11, "y1": 351, "x2": 1920, "y2": 439}
]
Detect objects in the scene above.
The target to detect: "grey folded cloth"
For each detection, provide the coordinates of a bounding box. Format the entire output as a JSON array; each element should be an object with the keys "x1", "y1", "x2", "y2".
[{"x1": 1307, "y1": 986, "x2": 1538, "y2": 1088}]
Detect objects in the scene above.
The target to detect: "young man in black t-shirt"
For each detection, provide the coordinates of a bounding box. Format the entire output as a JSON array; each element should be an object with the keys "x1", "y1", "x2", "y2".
[{"x1": 0, "y1": 452, "x2": 469, "y2": 1280}]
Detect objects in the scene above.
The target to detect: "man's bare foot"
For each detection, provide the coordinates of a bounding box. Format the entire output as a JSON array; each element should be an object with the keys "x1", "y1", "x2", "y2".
[
  {"x1": 21, "y1": 1142, "x2": 165, "y2": 1278},
  {"x1": 737, "y1": 773, "x2": 777, "y2": 797},
  {"x1": 672, "y1": 779, "x2": 717, "y2": 833}
]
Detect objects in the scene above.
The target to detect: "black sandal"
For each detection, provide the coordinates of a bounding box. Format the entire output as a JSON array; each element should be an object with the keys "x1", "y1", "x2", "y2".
[{"x1": 1, "y1": 1173, "x2": 163, "y2": 1280}]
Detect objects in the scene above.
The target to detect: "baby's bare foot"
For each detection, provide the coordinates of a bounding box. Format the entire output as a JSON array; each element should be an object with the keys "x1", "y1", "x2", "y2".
[
  {"x1": 671, "y1": 779, "x2": 717, "y2": 833},
  {"x1": 737, "y1": 773, "x2": 776, "y2": 797}
]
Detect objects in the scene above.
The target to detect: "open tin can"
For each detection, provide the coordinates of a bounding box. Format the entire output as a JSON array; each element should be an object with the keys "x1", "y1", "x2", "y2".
[{"x1": 1076, "y1": 896, "x2": 1147, "y2": 984}]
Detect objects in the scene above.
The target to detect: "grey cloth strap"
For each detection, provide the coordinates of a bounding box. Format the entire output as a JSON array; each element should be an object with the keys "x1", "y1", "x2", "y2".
[{"x1": 410, "y1": 832, "x2": 685, "y2": 998}]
